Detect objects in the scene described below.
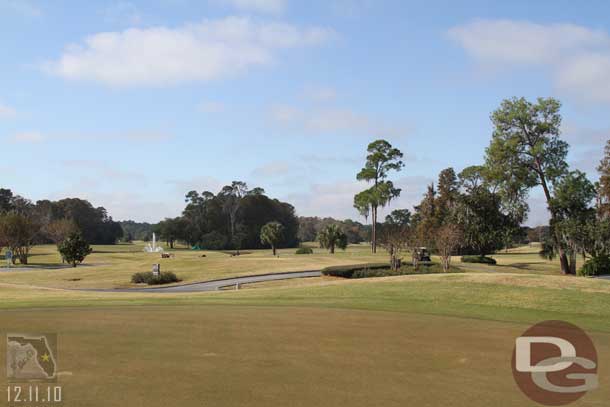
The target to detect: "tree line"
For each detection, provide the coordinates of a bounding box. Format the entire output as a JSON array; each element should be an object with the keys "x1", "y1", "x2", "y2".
[
  {"x1": 353, "y1": 97, "x2": 610, "y2": 275},
  {"x1": 0, "y1": 189, "x2": 122, "y2": 264},
  {"x1": 154, "y1": 182, "x2": 299, "y2": 251}
]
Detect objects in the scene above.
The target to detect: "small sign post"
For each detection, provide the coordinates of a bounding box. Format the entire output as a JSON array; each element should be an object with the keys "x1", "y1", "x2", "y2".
[{"x1": 152, "y1": 264, "x2": 161, "y2": 277}]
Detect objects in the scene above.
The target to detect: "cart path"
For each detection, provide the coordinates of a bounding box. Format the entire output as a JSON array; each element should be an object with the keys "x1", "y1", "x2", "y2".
[{"x1": 81, "y1": 270, "x2": 323, "y2": 293}]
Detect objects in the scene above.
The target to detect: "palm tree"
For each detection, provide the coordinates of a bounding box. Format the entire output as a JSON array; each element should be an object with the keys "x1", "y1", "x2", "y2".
[
  {"x1": 260, "y1": 222, "x2": 284, "y2": 255},
  {"x1": 317, "y1": 224, "x2": 348, "y2": 254}
]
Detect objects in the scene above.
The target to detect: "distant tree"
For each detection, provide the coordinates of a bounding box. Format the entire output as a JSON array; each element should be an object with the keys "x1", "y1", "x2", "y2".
[
  {"x1": 486, "y1": 97, "x2": 571, "y2": 273},
  {"x1": 156, "y1": 217, "x2": 186, "y2": 249},
  {"x1": 58, "y1": 233, "x2": 93, "y2": 268},
  {"x1": 412, "y1": 183, "x2": 438, "y2": 247},
  {"x1": 0, "y1": 212, "x2": 39, "y2": 264},
  {"x1": 317, "y1": 224, "x2": 348, "y2": 254},
  {"x1": 453, "y1": 187, "x2": 513, "y2": 256},
  {"x1": 219, "y1": 181, "x2": 249, "y2": 248},
  {"x1": 385, "y1": 209, "x2": 411, "y2": 226},
  {"x1": 435, "y1": 224, "x2": 462, "y2": 272},
  {"x1": 119, "y1": 221, "x2": 153, "y2": 242},
  {"x1": 379, "y1": 224, "x2": 410, "y2": 270},
  {"x1": 44, "y1": 219, "x2": 78, "y2": 246},
  {"x1": 0, "y1": 188, "x2": 14, "y2": 213},
  {"x1": 354, "y1": 140, "x2": 404, "y2": 253},
  {"x1": 125, "y1": 231, "x2": 134, "y2": 243},
  {"x1": 458, "y1": 166, "x2": 487, "y2": 194},
  {"x1": 598, "y1": 139, "x2": 610, "y2": 217},
  {"x1": 260, "y1": 222, "x2": 284, "y2": 255},
  {"x1": 547, "y1": 171, "x2": 597, "y2": 274},
  {"x1": 436, "y1": 167, "x2": 459, "y2": 220}
]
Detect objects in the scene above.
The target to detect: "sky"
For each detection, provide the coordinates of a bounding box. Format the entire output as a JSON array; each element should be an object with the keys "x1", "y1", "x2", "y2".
[{"x1": 1, "y1": 0, "x2": 609, "y2": 225}]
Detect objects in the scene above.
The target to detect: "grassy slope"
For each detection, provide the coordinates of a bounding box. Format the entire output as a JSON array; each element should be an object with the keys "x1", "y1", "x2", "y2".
[
  {"x1": 1, "y1": 246, "x2": 608, "y2": 406},
  {"x1": 1, "y1": 272, "x2": 609, "y2": 332}
]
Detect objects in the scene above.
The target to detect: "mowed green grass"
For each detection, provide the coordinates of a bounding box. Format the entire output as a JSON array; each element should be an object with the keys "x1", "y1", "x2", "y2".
[
  {"x1": 0, "y1": 243, "x2": 568, "y2": 289},
  {"x1": 0, "y1": 246, "x2": 607, "y2": 406}
]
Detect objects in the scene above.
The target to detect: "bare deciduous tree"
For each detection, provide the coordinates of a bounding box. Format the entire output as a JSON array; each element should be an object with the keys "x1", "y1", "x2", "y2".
[
  {"x1": 379, "y1": 224, "x2": 411, "y2": 271},
  {"x1": 435, "y1": 225, "x2": 462, "y2": 272}
]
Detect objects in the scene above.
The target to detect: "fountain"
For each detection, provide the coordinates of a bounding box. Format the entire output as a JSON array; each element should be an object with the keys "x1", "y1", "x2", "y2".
[{"x1": 144, "y1": 232, "x2": 164, "y2": 253}]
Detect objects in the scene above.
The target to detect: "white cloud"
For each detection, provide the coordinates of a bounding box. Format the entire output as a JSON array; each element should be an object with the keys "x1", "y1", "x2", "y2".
[
  {"x1": 214, "y1": 0, "x2": 286, "y2": 14},
  {"x1": 449, "y1": 19, "x2": 610, "y2": 104},
  {"x1": 46, "y1": 17, "x2": 334, "y2": 87},
  {"x1": 269, "y1": 104, "x2": 409, "y2": 138},
  {"x1": 10, "y1": 131, "x2": 44, "y2": 143},
  {"x1": 0, "y1": 0, "x2": 42, "y2": 17},
  {"x1": 0, "y1": 103, "x2": 16, "y2": 118},
  {"x1": 197, "y1": 101, "x2": 226, "y2": 113}
]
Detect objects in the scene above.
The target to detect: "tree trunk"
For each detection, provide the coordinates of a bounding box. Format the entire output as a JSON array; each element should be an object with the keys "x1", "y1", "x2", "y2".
[
  {"x1": 371, "y1": 205, "x2": 377, "y2": 254},
  {"x1": 538, "y1": 167, "x2": 571, "y2": 274},
  {"x1": 569, "y1": 253, "x2": 577, "y2": 275},
  {"x1": 272, "y1": 246, "x2": 276, "y2": 256}
]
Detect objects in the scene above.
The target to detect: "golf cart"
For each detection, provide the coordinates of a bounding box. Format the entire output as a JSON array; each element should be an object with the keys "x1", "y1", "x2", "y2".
[{"x1": 415, "y1": 247, "x2": 431, "y2": 262}]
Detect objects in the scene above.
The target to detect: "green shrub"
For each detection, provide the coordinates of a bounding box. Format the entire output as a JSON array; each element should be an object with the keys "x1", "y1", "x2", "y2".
[
  {"x1": 295, "y1": 247, "x2": 314, "y2": 255},
  {"x1": 131, "y1": 271, "x2": 180, "y2": 285},
  {"x1": 461, "y1": 255, "x2": 497, "y2": 265},
  {"x1": 579, "y1": 256, "x2": 610, "y2": 277},
  {"x1": 322, "y1": 263, "x2": 390, "y2": 278},
  {"x1": 322, "y1": 263, "x2": 460, "y2": 279}
]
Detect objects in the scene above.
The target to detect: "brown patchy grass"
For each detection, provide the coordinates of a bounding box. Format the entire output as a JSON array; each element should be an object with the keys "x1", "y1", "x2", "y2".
[{"x1": 0, "y1": 306, "x2": 608, "y2": 407}]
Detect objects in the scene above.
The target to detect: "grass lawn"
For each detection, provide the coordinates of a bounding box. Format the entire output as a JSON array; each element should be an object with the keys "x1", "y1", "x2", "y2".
[
  {"x1": 0, "y1": 243, "x2": 569, "y2": 289},
  {"x1": 0, "y1": 242, "x2": 390, "y2": 289},
  {"x1": 0, "y1": 245, "x2": 607, "y2": 406}
]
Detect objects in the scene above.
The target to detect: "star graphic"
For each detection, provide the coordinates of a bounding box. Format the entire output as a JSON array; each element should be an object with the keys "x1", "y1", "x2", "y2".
[{"x1": 40, "y1": 353, "x2": 50, "y2": 363}]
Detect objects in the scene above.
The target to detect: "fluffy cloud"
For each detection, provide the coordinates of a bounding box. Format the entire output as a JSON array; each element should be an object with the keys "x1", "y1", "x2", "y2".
[
  {"x1": 449, "y1": 19, "x2": 610, "y2": 103},
  {"x1": 214, "y1": 0, "x2": 286, "y2": 14},
  {"x1": 46, "y1": 17, "x2": 334, "y2": 87}
]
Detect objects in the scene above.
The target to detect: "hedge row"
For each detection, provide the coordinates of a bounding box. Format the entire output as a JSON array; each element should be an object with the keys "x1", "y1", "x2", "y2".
[
  {"x1": 322, "y1": 262, "x2": 458, "y2": 279},
  {"x1": 461, "y1": 255, "x2": 497, "y2": 265}
]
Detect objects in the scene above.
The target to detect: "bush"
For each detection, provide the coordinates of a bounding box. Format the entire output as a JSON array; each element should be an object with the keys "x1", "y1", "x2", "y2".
[
  {"x1": 322, "y1": 263, "x2": 459, "y2": 279},
  {"x1": 131, "y1": 271, "x2": 181, "y2": 285},
  {"x1": 461, "y1": 255, "x2": 497, "y2": 265},
  {"x1": 322, "y1": 263, "x2": 389, "y2": 278},
  {"x1": 295, "y1": 247, "x2": 314, "y2": 255},
  {"x1": 579, "y1": 256, "x2": 610, "y2": 277}
]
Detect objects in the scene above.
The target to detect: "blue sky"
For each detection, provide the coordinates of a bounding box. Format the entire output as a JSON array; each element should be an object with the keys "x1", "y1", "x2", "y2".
[{"x1": 1, "y1": 0, "x2": 609, "y2": 225}]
